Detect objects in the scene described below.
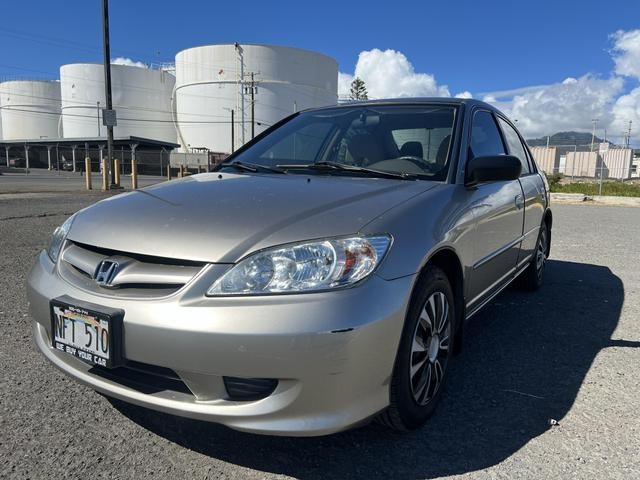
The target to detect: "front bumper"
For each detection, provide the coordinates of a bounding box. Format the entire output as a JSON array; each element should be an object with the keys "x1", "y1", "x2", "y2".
[{"x1": 28, "y1": 250, "x2": 414, "y2": 436}]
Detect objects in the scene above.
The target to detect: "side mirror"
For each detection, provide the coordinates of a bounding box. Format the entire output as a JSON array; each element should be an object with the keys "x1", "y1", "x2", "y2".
[{"x1": 465, "y1": 155, "x2": 521, "y2": 186}]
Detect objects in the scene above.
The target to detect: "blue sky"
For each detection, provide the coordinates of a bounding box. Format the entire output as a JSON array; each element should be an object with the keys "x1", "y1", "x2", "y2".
[{"x1": 1, "y1": 0, "x2": 640, "y2": 140}]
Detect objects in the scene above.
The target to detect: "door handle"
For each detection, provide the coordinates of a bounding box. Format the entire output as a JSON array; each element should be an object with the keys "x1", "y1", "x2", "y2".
[{"x1": 515, "y1": 194, "x2": 524, "y2": 209}]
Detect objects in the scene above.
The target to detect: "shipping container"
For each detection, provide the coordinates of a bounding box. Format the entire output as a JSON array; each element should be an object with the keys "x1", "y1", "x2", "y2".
[
  {"x1": 564, "y1": 151, "x2": 604, "y2": 178},
  {"x1": 602, "y1": 148, "x2": 633, "y2": 180},
  {"x1": 530, "y1": 147, "x2": 561, "y2": 175}
]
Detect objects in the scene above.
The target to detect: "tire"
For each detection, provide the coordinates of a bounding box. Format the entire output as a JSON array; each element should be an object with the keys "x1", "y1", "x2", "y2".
[
  {"x1": 515, "y1": 221, "x2": 549, "y2": 291},
  {"x1": 379, "y1": 265, "x2": 455, "y2": 431}
]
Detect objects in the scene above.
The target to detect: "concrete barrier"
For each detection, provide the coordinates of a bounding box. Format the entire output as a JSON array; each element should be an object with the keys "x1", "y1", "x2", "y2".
[{"x1": 551, "y1": 192, "x2": 640, "y2": 207}]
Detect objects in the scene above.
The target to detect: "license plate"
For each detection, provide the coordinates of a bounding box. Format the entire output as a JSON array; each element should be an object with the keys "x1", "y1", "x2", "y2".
[{"x1": 50, "y1": 298, "x2": 122, "y2": 368}]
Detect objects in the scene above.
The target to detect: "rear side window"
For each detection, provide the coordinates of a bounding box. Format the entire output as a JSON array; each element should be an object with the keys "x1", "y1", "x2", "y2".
[
  {"x1": 497, "y1": 117, "x2": 531, "y2": 175},
  {"x1": 469, "y1": 111, "x2": 505, "y2": 158}
]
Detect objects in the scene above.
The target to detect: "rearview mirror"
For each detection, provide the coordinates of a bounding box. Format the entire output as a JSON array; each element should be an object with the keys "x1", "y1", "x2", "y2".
[{"x1": 465, "y1": 155, "x2": 521, "y2": 186}]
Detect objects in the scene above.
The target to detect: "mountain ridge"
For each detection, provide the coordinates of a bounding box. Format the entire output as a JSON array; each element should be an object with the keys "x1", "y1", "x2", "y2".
[{"x1": 526, "y1": 131, "x2": 606, "y2": 147}]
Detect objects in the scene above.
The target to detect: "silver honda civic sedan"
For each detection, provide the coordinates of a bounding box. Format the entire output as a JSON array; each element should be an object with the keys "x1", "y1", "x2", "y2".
[{"x1": 27, "y1": 98, "x2": 552, "y2": 436}]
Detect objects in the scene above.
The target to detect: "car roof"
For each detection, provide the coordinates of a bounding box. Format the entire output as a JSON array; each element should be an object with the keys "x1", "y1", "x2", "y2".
[{"x1": 309, "y1": 97, "x2": 504, "y2": 116}]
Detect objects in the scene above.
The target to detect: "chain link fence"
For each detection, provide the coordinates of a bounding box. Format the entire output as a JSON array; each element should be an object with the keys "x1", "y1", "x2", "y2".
[{"x1": 529, "y1": 145, "x2": 638, "y2": 181}]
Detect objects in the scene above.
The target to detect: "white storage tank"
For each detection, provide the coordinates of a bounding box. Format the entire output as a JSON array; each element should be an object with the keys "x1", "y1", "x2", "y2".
[
  {"x1": 60, "y1": 63, "x2": 176, "y2": 142},
  {"x1": 174, "y1": 44, "x2": 338, "y2": 153},
  {"x1": 0, "y1": 80, "x2": 62, "y2": 140}
]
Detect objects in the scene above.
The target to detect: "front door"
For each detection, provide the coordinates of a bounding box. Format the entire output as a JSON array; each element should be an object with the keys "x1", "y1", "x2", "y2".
[
  {"x1": 496, "y1": 116, "x2": 547, "y2": 271},
  {"x1": 465, "y1": 110, "x2": 525, "y2": 313}
]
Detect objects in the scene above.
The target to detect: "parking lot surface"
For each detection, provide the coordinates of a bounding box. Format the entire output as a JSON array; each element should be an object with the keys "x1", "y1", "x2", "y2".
[
  {"x1": 1, "y1": 192, "x2": 638, "y2": 479},
  {"x1": 0, "y1": 169, "x2": 165, "y2": 193}
]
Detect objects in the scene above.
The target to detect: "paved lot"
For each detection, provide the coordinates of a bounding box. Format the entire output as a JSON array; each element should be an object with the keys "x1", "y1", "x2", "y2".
[
  {"x1": 0, "y1": 168, "x2": 165, "y2": 193},
  {"x1": 0, "y1": 192, "x2": 638, "y2": 479}
]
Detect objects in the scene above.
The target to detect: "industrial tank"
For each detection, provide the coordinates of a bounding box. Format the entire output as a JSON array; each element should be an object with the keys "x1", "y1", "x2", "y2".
[
  {"x1": 0, "y1": 80, "x2": 62, "y2": 140},
  {"x1": 60, "y1": 63, "x2": 176, "y2": 142},
  {"x1": 174, "y1": 44, "x2": 338, "y2": 153}
]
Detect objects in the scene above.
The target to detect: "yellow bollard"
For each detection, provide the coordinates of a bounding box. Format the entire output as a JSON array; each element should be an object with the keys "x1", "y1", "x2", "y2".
[
  {"x1": 131, "y1": 159, "x2": 138, "y2": 190},
  {"x1": 85, "y1": 157, "x2": 92, "y2": 190},
  {"x1": 114, "y1": 159, "x2": 121, "y2": 186},
  {"x1": 101, "y1": 159, "x2": 109, "y2": 191},
  {"x1": 167, "y1": 164, "x2": 172, "y2": 180}
]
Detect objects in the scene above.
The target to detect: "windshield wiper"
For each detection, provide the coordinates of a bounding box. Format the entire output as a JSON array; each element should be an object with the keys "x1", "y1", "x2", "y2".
[
  {"x1": 276, "y1": 161, "x2": 417, "y2": 180},
  {"x1": 220, "y1": 161, "x2": 287, "y2": 174}
]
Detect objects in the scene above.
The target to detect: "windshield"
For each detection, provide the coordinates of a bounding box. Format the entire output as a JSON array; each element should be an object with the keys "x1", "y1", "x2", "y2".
[{"x1": 225, "y1": 105, "x2": 457, "y2": 181}]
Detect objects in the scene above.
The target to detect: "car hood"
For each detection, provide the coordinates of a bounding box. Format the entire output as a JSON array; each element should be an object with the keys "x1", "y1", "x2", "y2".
[{"x1": 68, "y1": 172, "x2": 437, "y2": 263}]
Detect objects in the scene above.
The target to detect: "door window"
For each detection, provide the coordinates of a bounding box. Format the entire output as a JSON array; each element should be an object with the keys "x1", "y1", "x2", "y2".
[
  {"x1": 497, "y1": 117, "x2": 531, "y2": 175},
  {"x1": 469, "y1": 111, "x2": 506, "y2": 158}
]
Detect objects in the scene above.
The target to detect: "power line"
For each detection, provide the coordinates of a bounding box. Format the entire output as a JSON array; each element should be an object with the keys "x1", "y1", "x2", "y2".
[
  {"x1": 0, "y1": 88, "x2": 285, "y2": 122},
  {"x1": 0, "y1": 105, "x2": 273, "y2": 126}
]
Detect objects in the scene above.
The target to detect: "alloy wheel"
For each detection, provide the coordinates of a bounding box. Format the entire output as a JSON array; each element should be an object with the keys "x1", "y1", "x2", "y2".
[
  {"x1": 409, "y1": 291, "x2": 451, "y2": 406},
  {"x1": 536, "y1": 228, "x2": 547, "y2": 279}
]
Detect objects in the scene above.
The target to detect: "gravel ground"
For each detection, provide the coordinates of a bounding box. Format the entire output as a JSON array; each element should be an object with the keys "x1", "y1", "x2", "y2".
[{"x1": 1, "y1": 193, "x2": 638, "y2": 479}]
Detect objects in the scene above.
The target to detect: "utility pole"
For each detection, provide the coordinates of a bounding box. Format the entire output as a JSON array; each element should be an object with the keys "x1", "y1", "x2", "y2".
[
  {"x1": 250, "y1": 72, "x2": 255, "y2": 139},
  {"x1": 590, "y1": 118, "x2": 599, "y2": 152},
  {"x1": 242, "y1": 72, "x2": 258, "y2": 139},
  {"x1": 101, "y1": 0, "x2": 118, "y2": 188},
  {"x1": 234, "y1": 43, "x2": 245, "y2": 147},
  {"x1": 626, "y1": 120, "x2": 632, "y2": 148},
  {"x1": 231, "y1": 109, "x2": 235, "y2": 153}
]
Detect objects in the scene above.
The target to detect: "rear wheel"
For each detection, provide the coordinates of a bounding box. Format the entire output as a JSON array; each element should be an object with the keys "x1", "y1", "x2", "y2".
[
  {"x1": 516, "y1": 222, "x2": 548, "y2": 291},
  {"x1": 379, "y1": 266, "x2": 455, "y2": 431}
]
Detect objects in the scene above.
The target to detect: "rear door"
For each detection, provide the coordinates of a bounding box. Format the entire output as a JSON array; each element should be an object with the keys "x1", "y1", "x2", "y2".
[
  {"x1": 496, "y1": 117, "x2": 546, "y2": 272},
  {"x1": 465, "y1": 110, "x2": 525, "y2": 312}
]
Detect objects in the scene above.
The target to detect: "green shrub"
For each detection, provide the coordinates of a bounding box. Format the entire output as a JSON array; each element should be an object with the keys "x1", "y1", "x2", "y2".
[
  {"x1": 550, "y1": 181, "x2": 640, "y2": 197},
  {"x1": 545, "y1": 172, "x2": 563, "y2": 189}
]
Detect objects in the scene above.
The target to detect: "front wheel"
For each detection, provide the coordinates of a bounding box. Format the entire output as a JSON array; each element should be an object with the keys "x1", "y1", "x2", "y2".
[
  {"x1": 379, "y1": 266, "x2": 455, "y2": 431},
  {"x1": 515, "y1": 221, "x2": 549, "y2": 291}
]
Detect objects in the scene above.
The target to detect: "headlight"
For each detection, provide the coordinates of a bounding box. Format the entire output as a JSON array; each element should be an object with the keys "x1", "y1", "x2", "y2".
[
  {"x1": 207, "y1": 235, "x2": 392, "y2": 296},
  {"x1": 46, "y1": 215, "x2": 75, "y2": 263}
]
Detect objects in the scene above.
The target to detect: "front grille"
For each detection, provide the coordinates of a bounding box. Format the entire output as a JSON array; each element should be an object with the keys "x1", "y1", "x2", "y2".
[
  {"x1": 89, "y1": 360, "x2": 193, "y2": 396},
  {"x1": 59, "y1": 240, "x2": 205, "y2": 297}
]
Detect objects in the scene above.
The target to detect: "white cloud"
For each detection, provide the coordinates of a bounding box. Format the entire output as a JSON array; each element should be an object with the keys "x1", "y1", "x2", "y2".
[
  {"x1": 338, "y1": 49, "x2": 449, "y2": 99},
  {"x1": 338, "y1": 30, "x2": 640, "y2": 144},
  {"x1": 611, "y1": 29, "x2": 640, "y2": 79},
  {"x1": 611, "y1": 86, "x2": 640, "y2": 138},
  {"x1": 337, "y1": 72, "x2": 354, "y2": 99},
  {"x1": 489, "y1": 75, "x2": 623, "y2": 139},
  {"x1": 111, "y1": 57, "x2": 148, "y2": 68}
]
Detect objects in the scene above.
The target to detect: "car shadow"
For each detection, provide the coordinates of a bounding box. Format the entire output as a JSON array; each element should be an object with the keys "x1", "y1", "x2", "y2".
[{"x1": 110, "y1": 259, "x2": 626, "y2": 479}]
